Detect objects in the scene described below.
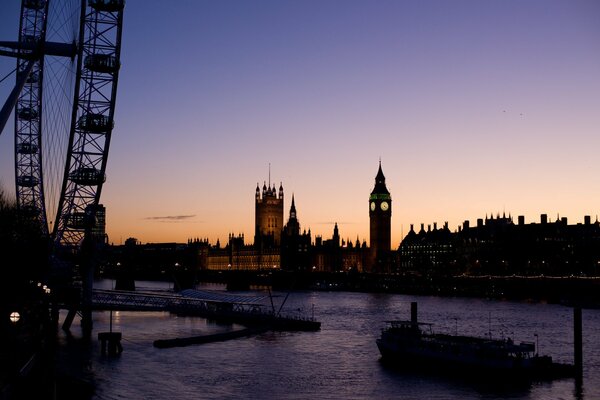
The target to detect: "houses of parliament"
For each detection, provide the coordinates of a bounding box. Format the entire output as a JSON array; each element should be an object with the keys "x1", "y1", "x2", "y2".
[{"x1": 197, "y1": 162, "x2": 394, "y2": 273}]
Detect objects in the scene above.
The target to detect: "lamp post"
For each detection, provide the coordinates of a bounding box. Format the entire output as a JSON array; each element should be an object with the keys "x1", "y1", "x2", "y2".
[{"x1": 8, "y1": 311, "x2": 21, "y2": 374}]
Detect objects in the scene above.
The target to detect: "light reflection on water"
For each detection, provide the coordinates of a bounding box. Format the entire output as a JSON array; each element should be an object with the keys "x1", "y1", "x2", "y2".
[{"x1": 57, "y1": 280, "x2": 599, "y2": 400}]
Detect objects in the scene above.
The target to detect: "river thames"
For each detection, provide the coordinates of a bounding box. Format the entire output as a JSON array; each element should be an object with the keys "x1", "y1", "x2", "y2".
[{"x1": 57, "y1": 280, "x2": 600, "y2": 400}]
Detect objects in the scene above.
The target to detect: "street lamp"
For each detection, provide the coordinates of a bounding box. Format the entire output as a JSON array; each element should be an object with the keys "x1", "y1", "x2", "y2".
[{"x1": 9, "y1": 312, "x2": 20, "y2": 324}]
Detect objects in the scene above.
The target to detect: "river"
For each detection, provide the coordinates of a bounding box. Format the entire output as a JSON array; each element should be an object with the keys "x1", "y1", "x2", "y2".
[{"x1": 55, "y1": 279, "x2": 600, "y2": 400}]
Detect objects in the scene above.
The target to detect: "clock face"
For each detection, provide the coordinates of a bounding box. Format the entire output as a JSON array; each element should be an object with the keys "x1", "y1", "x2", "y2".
[
  {"x1": 380, "y1": 201, "x2": 389, "y2": 211},
  {"x1": 370, "y1": 201, "x2": 376, "y2": 211}
]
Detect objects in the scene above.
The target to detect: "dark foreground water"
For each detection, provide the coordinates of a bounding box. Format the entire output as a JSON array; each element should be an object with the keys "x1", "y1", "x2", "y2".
[{"x1": 57, "y1": 280, "x2": 600, "y2": 400}]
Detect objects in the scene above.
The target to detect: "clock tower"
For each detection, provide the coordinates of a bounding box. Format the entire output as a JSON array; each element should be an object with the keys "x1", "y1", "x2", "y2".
[{"x1": 369, "y1": 161, "x2": 392, "y2": 272}]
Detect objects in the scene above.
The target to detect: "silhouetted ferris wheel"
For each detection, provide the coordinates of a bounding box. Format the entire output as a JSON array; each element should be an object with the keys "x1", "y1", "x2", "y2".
[{"x1": 0, "y1": 0, "x2": 124, "y2": 250}]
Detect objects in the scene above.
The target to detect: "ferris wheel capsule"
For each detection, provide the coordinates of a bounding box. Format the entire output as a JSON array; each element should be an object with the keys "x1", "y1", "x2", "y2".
[
  {"x1": 69, "y1": 167, "x2": 106, "y2": 186},
  {"x1": 77, "y1": 113, "x2": 113, "y2": 133},
  {"x1": 17, "y1": 107, "x2": 39, "y2": 121},
  {"x1": 23, "y1": 0, "x2": 46, "y2": 10},
  {"x1": 84, "y1": 54, "x2": 120, "y2": 73},
  {"x1": 89, "y1": 0, "x2": 125, "y2": 12},
  {"x1": 17, "y1": 142, "x2": 38, "y2": 154},
  {"x1": 17, "y1": 175, "x2": 39, "y2": 188}
]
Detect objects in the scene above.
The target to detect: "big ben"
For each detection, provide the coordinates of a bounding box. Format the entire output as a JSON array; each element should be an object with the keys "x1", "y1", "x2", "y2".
[{"x1": 369, "y1": 161, "x2": 391, "y2": 272}]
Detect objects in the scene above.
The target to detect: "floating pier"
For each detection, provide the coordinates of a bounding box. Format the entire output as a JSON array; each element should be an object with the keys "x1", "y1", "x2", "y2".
[{"x1": 153, "y1": 327, "x2": 269, "y2": 349}]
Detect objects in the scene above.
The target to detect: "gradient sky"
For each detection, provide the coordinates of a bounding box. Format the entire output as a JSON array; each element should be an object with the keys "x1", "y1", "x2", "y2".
[{"x1": 1, "y1": 0, "x2": 599, "y2": 248}]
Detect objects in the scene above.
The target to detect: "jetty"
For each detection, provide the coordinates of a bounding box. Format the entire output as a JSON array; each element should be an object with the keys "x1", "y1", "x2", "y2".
[
  {"x1": 153, "y1": 327, "x2": 269, "y2": 349},
  {"x1": 73, "y1": 288, "x2": 320, "y2": 332}
]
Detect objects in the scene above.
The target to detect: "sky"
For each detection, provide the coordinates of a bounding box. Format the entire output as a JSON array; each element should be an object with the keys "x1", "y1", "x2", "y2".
[{"x1": 1, "y1": 0, "x2": 599, "y2": 248}]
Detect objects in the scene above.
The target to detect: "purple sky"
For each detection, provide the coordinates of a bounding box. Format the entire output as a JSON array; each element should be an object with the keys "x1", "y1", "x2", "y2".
[{"x1": 1, "y1": 0, "x2": 599, "y2": 247}]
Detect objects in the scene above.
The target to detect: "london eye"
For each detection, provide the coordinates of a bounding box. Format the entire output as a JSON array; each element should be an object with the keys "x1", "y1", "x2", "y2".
[{"x1": 0, "y1": 0, "x2": 124, "y2": 252}]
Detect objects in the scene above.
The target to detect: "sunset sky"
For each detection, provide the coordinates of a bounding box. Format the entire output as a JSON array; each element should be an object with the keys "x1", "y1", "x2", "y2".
[{"x1": 1, "y1": 0, "x2": 599, "y2": 248}]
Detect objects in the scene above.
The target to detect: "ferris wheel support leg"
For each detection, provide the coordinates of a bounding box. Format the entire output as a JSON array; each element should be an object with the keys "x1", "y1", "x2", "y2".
[
  {"x1": 80, "y1": 257, "x2": 95, "y2": 337},
  {"x1": 80, "y1": 230, "x2": 101, "y2": 337},
  {"x1": 0, "y1": 57, "x2": 35, "y2": 136}
]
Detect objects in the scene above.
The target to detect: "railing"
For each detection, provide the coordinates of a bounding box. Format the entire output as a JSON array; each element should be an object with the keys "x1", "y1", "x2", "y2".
[
  {"x1": 90, "y1": 289, "x2": 320, "y2": 331},
  {"x1": 92, "y1": 289, "x2": 264, "y2": 314}
]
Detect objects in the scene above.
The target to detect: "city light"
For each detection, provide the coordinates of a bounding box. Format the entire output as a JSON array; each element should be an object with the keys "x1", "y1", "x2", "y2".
[{"x1": 9, "y1": 311, "x2": 20, "y2": 323}]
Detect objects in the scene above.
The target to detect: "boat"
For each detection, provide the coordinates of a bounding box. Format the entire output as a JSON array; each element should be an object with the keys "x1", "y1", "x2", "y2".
[{"x1": 376, "y1": 302, "x2": 574, "y2": 380}]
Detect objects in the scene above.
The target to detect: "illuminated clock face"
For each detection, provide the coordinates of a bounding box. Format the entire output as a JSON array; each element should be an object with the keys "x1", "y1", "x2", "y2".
[
  {"x1": 380, "y1": 201, "x2": 389, "y2": 211},
  {"x1": 370, "y1": 201, "x2": 376, "y2": 211}
]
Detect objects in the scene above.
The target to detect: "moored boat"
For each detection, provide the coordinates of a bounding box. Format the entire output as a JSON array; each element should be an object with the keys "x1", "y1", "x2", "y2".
[{"x1": 376, "y1": 303, "x2": 574, "y2": 380}]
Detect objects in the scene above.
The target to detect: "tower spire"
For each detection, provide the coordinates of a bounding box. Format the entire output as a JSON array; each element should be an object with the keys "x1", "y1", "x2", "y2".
[
  {"x1": 289, "y1": 193, "x2": 297, "y2": 219},
  {"x1": 371, "y1": 160, "x2": 389, "y2": 195}
]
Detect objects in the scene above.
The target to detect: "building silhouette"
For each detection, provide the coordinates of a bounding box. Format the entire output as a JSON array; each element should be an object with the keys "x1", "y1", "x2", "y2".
[
  {"x1": 369, "y1": 161, "x2": 392, "y2": 272},
  {"x1": 281, "y1": 195, "x2": 312, "y2": 271},
  {"x1": 255, "y1": 180, "x2": 284, "y2": 248},
  {"x1": 88, "y1": 203, "x2": 107, "y2": 243},
  {"x1": 399, "y1": 213, "x2": 600, "y2": 277}
]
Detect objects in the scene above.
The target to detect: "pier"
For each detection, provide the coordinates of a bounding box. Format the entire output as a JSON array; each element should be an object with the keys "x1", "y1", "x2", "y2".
[
  {"x1": 60, "y1": 288, "x2": 320, "y2": 332},
  {"x1": 153, "y1": 327, "x2": 269, "y2": 349}
]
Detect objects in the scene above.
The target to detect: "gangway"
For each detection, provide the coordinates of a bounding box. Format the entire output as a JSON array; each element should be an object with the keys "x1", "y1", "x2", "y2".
[
  {"x1": 91, "y1": 288, "x2": 267, "y2": 314},
  {"x1": 60, "y1": 289, "x2": 320, "y2": 331}
]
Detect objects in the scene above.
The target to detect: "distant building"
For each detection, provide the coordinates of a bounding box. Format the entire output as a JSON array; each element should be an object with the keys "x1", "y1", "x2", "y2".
[
  {"x1": 281, "y1": 195, "x2": 312, "y2": 271},
  {"x1": 399, "y1": 213, "x2": 600, "y2": 277},
  {"x1": 312, "y1": 223, "x2": 369, "y2": 272},
  {"x1": 206, "y1": 234, "x2": 280, "y2": 270},
  {"x1": 313, "y1": 223, "x2": 342, "y2": 272},
  {"x1": 399, "y1": 222, "x2": 454, "y2": 276},
  {"x1": 86, "y1": 203, "x2": 107, "y2": 244}
]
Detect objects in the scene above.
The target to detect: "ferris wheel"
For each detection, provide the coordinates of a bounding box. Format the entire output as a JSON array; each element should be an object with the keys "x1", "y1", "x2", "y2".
[{"x1": 0, "y1": 0, "x2": 124, "y2": 251}]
